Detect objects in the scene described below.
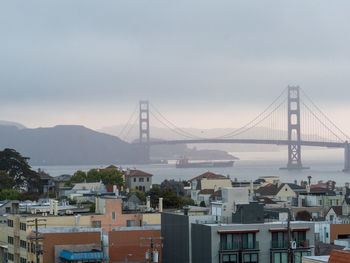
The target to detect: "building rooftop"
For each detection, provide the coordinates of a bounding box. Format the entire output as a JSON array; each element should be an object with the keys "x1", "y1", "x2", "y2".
[
  {"x1": 113, "y1": 225, "x2": 161, "y2": 231},
  {"x1": 189, "y1": 171, "x2": 227, "y2": 182},
  {"x1": 302, "y1": 256, "x2": 329, "y2": 262},
  {"x1": 127, "y1": 169, "x2": 153, "y2": 177},
  {"x1": 38, "y1": 227, "x2": 102, "y2": 234}
]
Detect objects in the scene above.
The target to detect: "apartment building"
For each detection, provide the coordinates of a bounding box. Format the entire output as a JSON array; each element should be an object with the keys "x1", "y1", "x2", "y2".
[
  {"x1": 162, "y1": 212, "x2": 314, "y2": 263},
  {"x1": 5, "y1": 213, "x2": 91, "y2": 263},
  {"x1": 26, "y1": 227, "x2": 102, "y2": 263}
]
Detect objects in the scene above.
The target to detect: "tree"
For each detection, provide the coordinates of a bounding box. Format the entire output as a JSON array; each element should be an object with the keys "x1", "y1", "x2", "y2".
[
  {"x1": 0, "y1": 189, "x2": 21, "y2": 201},
  {"x1": 86, "y1": 169, "x2": 100, "y2": 182},
  {"x1": 161, "y1": 179, "x2": 185, "y2": 196},
  {"x1": 0, "y1": 171, "x2": 15, "y2": 191},
  {"x1": 296, "y1": 210, "x2": 312, "y2": 221},
  {"x1": 99, "y1": 169, "x2": 124, "y2": 187},
  {"x1": 0, "y1": 148, "x2": 40, "y2": 192},
  {"x1": 65, "y1": 170, "x2": 87, "y2": 186}
]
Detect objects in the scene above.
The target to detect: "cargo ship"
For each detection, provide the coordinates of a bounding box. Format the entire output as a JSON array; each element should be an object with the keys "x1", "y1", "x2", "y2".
[{"x1": 175, "y1": 158, "x2": 234, "y2": 168}]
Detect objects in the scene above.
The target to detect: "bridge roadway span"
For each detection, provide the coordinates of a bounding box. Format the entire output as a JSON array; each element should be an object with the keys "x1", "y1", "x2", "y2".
[{"x1": 147, "y1": 139, "x2": 345, "y2": 148}]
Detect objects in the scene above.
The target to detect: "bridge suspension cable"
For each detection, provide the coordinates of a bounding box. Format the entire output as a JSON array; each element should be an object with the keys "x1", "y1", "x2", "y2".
[
  {"x1": 213, "y1": 87, "x2": 288, "y2": 139},
  {"x1": 149, "y1": 103, "x2": 203, "y2": 140},
  {"x1": 300, "y1": 88, "x2": 349, "y2": 142}
]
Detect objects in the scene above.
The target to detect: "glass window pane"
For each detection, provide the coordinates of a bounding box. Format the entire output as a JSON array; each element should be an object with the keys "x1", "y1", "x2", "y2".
[
  {"x1": 223, "y1": 255, "x2": 229, "y2": 262},
  {"x1": 244, "y1": 254, "x2": 250, "y2": 262},
  {"x1": 281, "y1": 253, "x2": 288, "y2": 263},
  {"x1": 227, "y1": 234, "x2": 233, "y2": 250},
  {"x1": 248, "y1": 233, "x2": 254, "y2": 249},
  {"x1": 230, "y1": 255, "x2": 237, "y2": 262},
  {"x1": 251, "y1": 254, "x2": 257, "y2": 261},
  {"x1": 274, "y1": 253, "x2": 280, "y2": 263}
]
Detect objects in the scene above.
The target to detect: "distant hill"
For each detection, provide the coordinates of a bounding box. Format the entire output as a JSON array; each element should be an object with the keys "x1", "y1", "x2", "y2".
[
  {"x1": 0, "y1": 120, "x2": 26, "y2": 129},
  {"x1": 0, "y1": 125, "x2": 136, "y2": 165}
]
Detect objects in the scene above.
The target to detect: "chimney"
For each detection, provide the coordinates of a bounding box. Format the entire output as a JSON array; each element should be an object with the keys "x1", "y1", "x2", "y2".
[
  {"x1": 49, "y1": 199, "x2": 53, "y2": 215},
  {"x1": 146, "y1": 196, "x2": 151, "y2": 211},
  {"x1": 54, "y1": 200, "x2": 58, "y2": 216},
  {"x1": 184, "y1": 206, "x2": 189, "y2": 216},
  {"x1": 75, "y1": 214, "x2": 81, "y2": 227},
  {"x1": 158, "y1": 198, "x2": 163, "y2": 213}
]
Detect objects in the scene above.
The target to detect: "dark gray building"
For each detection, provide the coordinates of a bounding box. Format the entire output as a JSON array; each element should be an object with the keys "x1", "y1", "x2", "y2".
[{"x1": 162, "y1": 212, "x2": 314, "y2": 263}]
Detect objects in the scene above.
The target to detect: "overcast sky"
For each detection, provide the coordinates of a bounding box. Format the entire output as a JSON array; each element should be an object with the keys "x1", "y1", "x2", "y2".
[{"x1": 1, "y1": 1, "x2": 350, "y2": 133}]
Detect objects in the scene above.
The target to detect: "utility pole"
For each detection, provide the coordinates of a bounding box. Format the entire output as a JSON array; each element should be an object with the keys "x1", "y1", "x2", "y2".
[
  {"x1": 287, "y1": 209, "x2": 293, "y2": 263},
  {"x1": 140, "y1": 236, "x2": 163, "y2": 263},
  {"x1": 27, "y1": 218, "x2": 46, "y2": 263}
]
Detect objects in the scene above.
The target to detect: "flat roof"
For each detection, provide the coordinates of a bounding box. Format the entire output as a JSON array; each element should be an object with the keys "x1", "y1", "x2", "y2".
[
  {"x1": 303, "y1": 256, "x2": 329, "y2": 262},
  {"x1": 113, "y1": 225, "x2": 161, "y2": 231}
]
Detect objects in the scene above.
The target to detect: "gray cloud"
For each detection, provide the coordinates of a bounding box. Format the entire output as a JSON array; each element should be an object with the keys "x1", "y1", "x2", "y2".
[{"x1": 0, "y1": 0, "x2": 350, "y2": 111}]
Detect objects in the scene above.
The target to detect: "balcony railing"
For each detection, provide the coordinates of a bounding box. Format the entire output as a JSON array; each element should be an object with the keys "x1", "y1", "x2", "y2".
[
  {"x1": 270, "y1": 240, "x2": 310, "y2": 249},
  {"x1": 296, "y1": 240, "x2": 309, "y2": 248},
  {"x1": 271, "y1": 240, "x2": 288, "y2": 249},
  {"x1": 221, "y1": 241, "x2": 259, "y2": 251}
]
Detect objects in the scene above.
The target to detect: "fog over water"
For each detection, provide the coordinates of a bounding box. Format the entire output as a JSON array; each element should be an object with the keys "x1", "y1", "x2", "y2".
[{"x1": 34, "y1": 148, "x2": 350, "y2": 186}]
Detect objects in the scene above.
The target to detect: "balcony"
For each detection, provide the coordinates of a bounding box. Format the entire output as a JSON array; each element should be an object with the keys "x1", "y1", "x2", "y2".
[
  {"x1": 296, "y1": 240, "x2": 309, "y2": 248},
  {"x1": 221, "y1": 241, "x2": 259, "y2": 251},
  {"x1": 271, "y1": 240, "x2": 288, "y2": 249}
]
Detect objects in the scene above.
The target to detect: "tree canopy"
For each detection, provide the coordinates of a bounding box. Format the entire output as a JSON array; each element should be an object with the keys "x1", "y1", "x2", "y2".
[
  {"x1": 0, "y1": 148, "x2": 40, "y2": 192},
  {"x1": 65, "y1": 168, "x2": 124, "y2": 187}
]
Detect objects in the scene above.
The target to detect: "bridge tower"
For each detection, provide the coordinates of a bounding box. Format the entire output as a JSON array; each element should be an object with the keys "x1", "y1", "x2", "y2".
[
  {"x1": 344, "y1": 141, "x2": 350, "y2": 172},
  {"x1": 286, "y1": 86, "x2": 304, "y2": 169},
  {"x1": 139, "y1": 100, "x2": 150, "y2": 162}
]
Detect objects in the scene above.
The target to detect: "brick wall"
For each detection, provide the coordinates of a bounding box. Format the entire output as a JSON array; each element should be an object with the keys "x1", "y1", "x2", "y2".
[
  {"x1": 109, "y1": 229, "x2": 161, "y2": 263},
  {"x1": 42, "y1": 231, "x2": 101, "y2": 263}
]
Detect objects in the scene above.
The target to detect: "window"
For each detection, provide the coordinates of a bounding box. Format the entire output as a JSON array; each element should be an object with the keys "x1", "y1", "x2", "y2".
[
  {"x1": 126, "y1": 220, "x2": 136, "y2": 227},
  {"x1": 318, "y1": 200, "x2": 322, "y2": 205},
  {"x1": 7, "y1": 253, "x2": 14, "y2": 261},
  {"x1": 92, "y1": 221, "x2": 101, "y2": 228},
  {"x1": 8, "y1": 219, "x2": 13, "y2": 227},
  {"x1": 222, "y1": 254, "x2": 237, "y2": 263},
  {"x1": 294, "y1": 251, "x2": 310, "y2": 263},
  {"x1": 20, "y1": 258, "x2": 27, "y2": 263},
  {"x1": 133, "y1": 178, "x2": 136, "y2": 182},
  {"x1": 243, "y1": 253, "x2": 258, "y2": 263},
  {"x1": 6, "y1": 207, "x2": 11, "y2": 213},
  {"x1": 272, "y1": 232, "x2": 287, "y2": 249},
  {"x1": 242, "y1": 233, "x2": 256, "y2": 249},
  {"x1": 273, "y1": 252, "x2": 288, "y2": 263},
  {"x1": 330, "y1": 215, "x2": 334, "y2": 222},
  {"x1": 139, "y1": 177, "x2": 144, "y2": 182},
  {"x1": 8, "y1": 236, "x2": 13, "y2": 244},
  {"x1": 112, "y1": 212, "x2": 116, "y2": 220},
  {"x1": 147, "y1": 177, "x2": 150, "y2": 182},
  {"x1": 20, "y1": 240, "x2": 27, "y2": 249},
  {"x1": 20, "y1": 223, "x2": 27, "y2": 231}
]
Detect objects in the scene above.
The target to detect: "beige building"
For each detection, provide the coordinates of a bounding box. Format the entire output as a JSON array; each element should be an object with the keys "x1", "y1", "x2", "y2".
[
  {"x1": 5, "y1": 213, "x2": 91, "y2": 263},
  {"x1": 189, "y1": 171, "x2": 232, "y2": 205}
]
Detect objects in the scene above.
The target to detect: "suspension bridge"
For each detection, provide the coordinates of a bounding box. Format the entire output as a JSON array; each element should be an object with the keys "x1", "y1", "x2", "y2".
[{"x1": 120, "y1": 86, "x2": 350, "y2": 172}]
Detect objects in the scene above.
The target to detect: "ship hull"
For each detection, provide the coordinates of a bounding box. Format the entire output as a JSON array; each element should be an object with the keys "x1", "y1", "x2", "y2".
[{"x1": 176, "y1": 160, "x2": 234, "y2": 168}]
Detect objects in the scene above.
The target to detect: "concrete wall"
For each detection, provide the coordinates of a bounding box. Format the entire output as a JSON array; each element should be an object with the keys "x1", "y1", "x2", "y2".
[
  {"x1": 91, "y1": 198, "x2": 142, "y2": 232},
  {"x1": 314, "y1": 222, "x2": 330, "y2": 244},
  {"x1": 142, "y1": 213, "x2": 161, "y2": 225},
  {"x1": 201, "y1": 179, "x2": 232, "y2": 191},
  {"x1": 276, "y1": 184, "x2": 297, "y2": 201}
]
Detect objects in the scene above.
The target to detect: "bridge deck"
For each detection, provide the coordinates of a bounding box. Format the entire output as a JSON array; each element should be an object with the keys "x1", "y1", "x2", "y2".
[{"x1": 144, "y1": 139, "x2": 345, "y2": 148}]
